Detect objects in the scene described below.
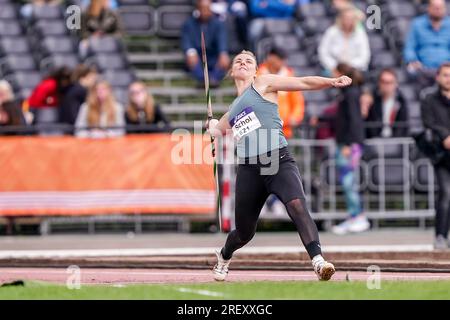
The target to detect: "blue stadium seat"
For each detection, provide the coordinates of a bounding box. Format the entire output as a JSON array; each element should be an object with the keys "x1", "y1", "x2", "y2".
[
  {"x1": 0, "y1": 20, "x2": 22, "y2": 36},
  {"x1": 87, "y1": 53, "x2": 128, "y2": 71},
  {"x1": 102, "y1": 70, "x2": 136, "y2": 88},
  {"x1": 0, "y1": 3, "x2": 17, "y2": 19},
  {"x1": 368, "y1": 159, "x2": 411, "y2": 192},
  {"x1": 40, "y1": 53, "x2": 80, "y2": 71},
  {"x1": 119, "y1": 6, "x2": 156, "y2": 36},
  {"x1": 0, "y1": 54, "x2": 37, "y2": 74},
  {"x1": 0, "y1": 37, "x2": 30, "y2": 55},
  {"x1": 157, "y1": 5, "x2": 192, "y2": 38},
  {"x1": 41, "y1": 36, "x2": 76, "y2": 55}
]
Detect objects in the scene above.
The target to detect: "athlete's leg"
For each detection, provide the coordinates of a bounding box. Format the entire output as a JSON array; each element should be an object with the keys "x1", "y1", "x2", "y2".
[
  {"x1": 266, "y1": 157, "x2": 321, "y2": 259},
  {"x1": 266, "y1": 148, "x2": 335, "y2": 280},
  {"x1": 221, "y1": 165, "x2": 269, "y2": 259}
]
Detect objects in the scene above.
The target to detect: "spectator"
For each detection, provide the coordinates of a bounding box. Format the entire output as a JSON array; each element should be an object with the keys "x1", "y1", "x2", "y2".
[
  {"x1": 181, "y1": 0, "x2": 230, "y2": 87},
  {"x1": 318, "y1": 7, "x2": 370, "y2": 75},
  {"x1": 0, "y1": 80, "x2": 26, "y2": 134},
  {"x1": 79, "y1": 0, "x2": 123, "y2": 58},
  {"x1": 257, "y1": 47, "x2": 305, "y2": 139},
  {"x1": 404, "y1": 0, "x2": 450, "y2": 89},
  {"x1": 248, "y1": 0, "x2": 296, "y2": 51},
  {"x1": 364, "y1": 68, "x2": 409, "y2": 139},
  {"x1": 331, "y1": 63, "x2": 370, "y2": 235},
  {"x1": 125, "y1": 81, "x2": 170, "y2": 133},
  {"x1": 420, "y1": 62, "x2": 450, "y2": 249},
  {"x1": 60, "y1": 64, "x2": 98, "y2": 128},
  {"x1": 75, "y1": 80, "x2": 125, "y2": 138},
  {"x1": 28, "y1": 66, "x2": 72, "y2": 126}
]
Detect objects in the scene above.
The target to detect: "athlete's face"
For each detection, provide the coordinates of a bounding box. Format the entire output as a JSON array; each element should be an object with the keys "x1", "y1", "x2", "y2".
[{"x1": 231, "y1": 53, "x2": 257, "y2": 80}]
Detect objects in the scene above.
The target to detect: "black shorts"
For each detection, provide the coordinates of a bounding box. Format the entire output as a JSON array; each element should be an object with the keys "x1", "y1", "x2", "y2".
[{"x1": 235, "y1": 147, "x2": 306, "y2": 206}]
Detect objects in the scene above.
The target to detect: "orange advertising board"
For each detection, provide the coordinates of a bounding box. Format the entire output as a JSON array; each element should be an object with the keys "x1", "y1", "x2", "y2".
[{"x1": 0, "y1": 134, "x2": 216, "y2": 216}]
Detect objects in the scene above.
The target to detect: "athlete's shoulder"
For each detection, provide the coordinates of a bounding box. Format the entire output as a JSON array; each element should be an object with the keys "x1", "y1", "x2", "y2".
[{"x1": 254, "y1": 74, "x2": 279, "y2": 87}]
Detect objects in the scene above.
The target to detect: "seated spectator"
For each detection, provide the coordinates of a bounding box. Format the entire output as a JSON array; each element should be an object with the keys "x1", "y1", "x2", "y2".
[
  {"x1": 79, "y1": 0, "x2": 123, "y2": 58},
  {"x1": 404, "y1": 0, "x2": 450, "y2": 89},
  {"x1": 28, "y1": 66, "x2": 72, "y2": 126},
  {"x1": 0, "y1": 80, "x2": 26, "y2": 134},
  {"x1": 248, "y1": 0, "x2": 296, "y2": 51},
  {"x1": 75, "y1": 80, "x2": 125, "y2": 138},
  {"x1": 257, "y1": 47, "x2": 305, "y2": 139},
  {"x1": 181, "y1": 0, "x2": 230, "y2": 87},
  {"x1": 125, "y1": 81, "x2": 170, "y2": 133},
  {"x1": 318, "y1": 7, "x2": 370, "y2": 75},
  {"x1": 60, "y1": 64, "x2": 98, "y2": 128},
  {"x1": 364, "y1": 69, "x2": 409, "y2": 139}
]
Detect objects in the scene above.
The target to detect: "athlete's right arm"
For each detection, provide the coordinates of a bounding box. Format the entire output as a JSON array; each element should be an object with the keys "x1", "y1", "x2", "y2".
[{"x1": 207, "y1": 112, "x2": 231, "y2": 137}]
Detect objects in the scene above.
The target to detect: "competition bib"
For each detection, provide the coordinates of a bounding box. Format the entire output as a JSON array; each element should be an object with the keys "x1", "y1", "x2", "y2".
[{"x1": 229, "y1": 107, "x2": 262, "y2": 140}]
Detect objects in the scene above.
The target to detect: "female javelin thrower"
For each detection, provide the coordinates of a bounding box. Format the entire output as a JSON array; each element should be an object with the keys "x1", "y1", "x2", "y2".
[{"x1": 207, "y1": 50, "x2": 352, "y2": 281}]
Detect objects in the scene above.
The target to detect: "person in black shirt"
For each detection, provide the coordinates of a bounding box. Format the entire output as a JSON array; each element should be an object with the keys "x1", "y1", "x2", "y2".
[
  {"x1": 421, "y1": 62, "x2": 450, "y2": 250},
  {"x1": 125, "y1": 81, "x2": 170, "y2": 133},
  {"x1": 60, "y1": 64, "x2": 98, "y2": 131},
  {"x1": 332, "y1": 63, "x2": 370, "y2": 235},
  {"x1": 365, "y1": 68, "x2": 409, "y2": 139}
]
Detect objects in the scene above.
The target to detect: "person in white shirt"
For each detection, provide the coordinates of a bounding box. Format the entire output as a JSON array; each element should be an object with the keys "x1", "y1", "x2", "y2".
[
  {"x1": 75, "y1": 80, "x2": 125, "y2": 138},
  {"x1": 318, "y1": 7, "x2": 371, "y2": 75}
]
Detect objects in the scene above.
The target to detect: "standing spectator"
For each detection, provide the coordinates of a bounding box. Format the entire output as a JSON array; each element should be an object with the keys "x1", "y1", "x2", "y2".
[
  {"x1": 404, "y1": 0, "x2": 450, "y2": 89},
  {"x1": 79, "y1": 0, "x2": 123, "y2": 58},
  {"x1": 248, "y1": 0, "x2": 296, "y2": 51},
  {"x1": 75, "y1": 80, "x2": 125, "y2": 138},
  {"x1": 365, "y1": 69, "x2": 409, "y2": 139},
  {"x1": 331, "y1": 63, "x2": 370, "y2": 235},
  {"x1": 0, "y1": 80, "x2": 26, "y2": 134},
  {"x1": 318, "y1": 7, "x2": 371, "y2": 75},
  {"x1": 257, "y1": 47, "x2": 305, "y2": 139},
  {"x1": 28, "y1": 66, "x2": 72, "y2": 126},
  {"x1": 421, "y1": 62, "x2": 450, "y2": 249},
  {"x1": 125, "y1": 81, "x2": 170, "y2": 133},
  {"x1": 181, "y1": 0, "x2": 230, "y2": 87},
  {"x1": 60, "y1": 64, "x2": 98, "y2": 128}
]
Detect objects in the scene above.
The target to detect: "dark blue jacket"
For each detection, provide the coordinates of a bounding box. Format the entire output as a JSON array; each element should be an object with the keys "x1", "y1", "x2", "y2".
[{"x1": 181, "y1": 15, "x2": 228, "y2": 67}]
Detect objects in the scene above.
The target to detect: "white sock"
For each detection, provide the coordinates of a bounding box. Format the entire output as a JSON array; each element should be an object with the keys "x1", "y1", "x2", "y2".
[{"x1": 312, "y1": 255, "x2": 325, "y2": 266}]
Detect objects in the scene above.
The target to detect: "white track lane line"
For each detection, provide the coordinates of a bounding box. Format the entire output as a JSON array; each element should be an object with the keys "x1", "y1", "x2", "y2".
[
  {"x1": 1, "y1": 269, "x2": 450, "y2": 280},
  {"x1": 0, "y1": 245, "x2": 435, "y2": 259},
  {"x1": 174, "y1": 287, "x2": 226, "y2": 298}
]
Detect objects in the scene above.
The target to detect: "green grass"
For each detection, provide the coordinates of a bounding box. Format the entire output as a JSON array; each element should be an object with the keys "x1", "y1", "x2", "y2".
[{"x1": 1, "y1": 281, "x2": 450, "y2": 300}]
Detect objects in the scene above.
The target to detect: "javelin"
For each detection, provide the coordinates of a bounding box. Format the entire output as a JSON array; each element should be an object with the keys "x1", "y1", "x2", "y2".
[{"x1": 201, "y1": 31, "x2": 222, "y2": 232}]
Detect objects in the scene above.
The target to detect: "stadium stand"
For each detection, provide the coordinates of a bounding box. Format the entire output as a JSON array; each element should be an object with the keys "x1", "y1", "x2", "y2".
[{"x1": 1, "y1": 0, "x2": 449, "y2": 233}]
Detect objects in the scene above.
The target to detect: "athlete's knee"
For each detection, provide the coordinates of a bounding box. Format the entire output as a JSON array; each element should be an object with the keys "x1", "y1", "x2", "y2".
[{"x1": 285, "y1": 198, "x2": 308, "y2": 215}]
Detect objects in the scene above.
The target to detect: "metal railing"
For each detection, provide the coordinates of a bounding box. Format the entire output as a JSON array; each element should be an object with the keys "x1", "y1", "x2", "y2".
[{"x1": 223, "y1": 137, "x2": 436, "y2": 229}]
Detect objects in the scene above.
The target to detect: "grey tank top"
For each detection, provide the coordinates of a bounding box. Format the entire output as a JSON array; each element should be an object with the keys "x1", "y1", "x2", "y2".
[{"x1": 228, "y1": 84, "x2": 288, "y2": 158}]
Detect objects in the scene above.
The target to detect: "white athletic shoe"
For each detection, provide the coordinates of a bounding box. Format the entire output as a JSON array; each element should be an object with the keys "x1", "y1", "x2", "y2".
[
  {"x1": 212, "y1": 249, "x2": 231, "y2": 281},
  {"x1": 347, "y1": 215, "x2": 370, "y2": 233},
  {"x1": 312, "y1": 258, "x2": 335, "y2": 281},
  {"x1": 331, "y1": 215, "x2": 370, "y2": 235}
]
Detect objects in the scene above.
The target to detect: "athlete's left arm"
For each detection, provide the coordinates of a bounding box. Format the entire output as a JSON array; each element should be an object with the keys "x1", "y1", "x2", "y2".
[{"x1": 259, "y1": 74, "x2": 352, "y2": 92}]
